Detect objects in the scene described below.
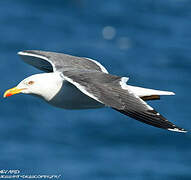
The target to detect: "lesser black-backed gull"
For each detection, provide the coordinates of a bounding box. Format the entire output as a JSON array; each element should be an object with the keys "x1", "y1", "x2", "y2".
[{"x1": 3, "y1": 50, "x2": 187, "y2": 133}]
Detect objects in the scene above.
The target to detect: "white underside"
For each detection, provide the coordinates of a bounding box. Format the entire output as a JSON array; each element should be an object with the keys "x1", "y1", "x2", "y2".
[{"x1": 48, "y1": 80, "x2": 105, "y2": 109}]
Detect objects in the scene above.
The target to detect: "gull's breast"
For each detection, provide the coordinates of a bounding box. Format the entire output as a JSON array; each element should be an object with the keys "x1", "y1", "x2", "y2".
[{"x1": 48, "y1": 80, "x2": 105, "y2": 109}]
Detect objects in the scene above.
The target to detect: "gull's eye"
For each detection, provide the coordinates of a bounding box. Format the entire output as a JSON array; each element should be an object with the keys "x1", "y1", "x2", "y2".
[{"x1": 28, "y1": 81, "x2": 34, "y2": 85}]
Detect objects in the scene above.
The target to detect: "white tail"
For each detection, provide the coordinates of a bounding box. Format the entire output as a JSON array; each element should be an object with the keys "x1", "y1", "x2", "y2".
[{"x1": 127, "y1": 85, "x2": 175, "y2": 97}]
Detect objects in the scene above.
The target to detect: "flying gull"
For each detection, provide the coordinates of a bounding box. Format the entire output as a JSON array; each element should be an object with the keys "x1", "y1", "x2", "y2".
[{"x1": 3, "y1": 50, "x2": 187, "y2": 133}]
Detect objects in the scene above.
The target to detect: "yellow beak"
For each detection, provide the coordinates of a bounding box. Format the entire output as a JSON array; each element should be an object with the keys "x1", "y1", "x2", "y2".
[{"x1": 3, "y1": 87, "x2": 24, "y2": 98}]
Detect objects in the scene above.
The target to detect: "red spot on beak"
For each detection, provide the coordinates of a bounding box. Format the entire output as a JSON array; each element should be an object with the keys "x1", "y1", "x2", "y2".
[{"x1": 5, "y1": 92, "x2": 13, "y2": 97}]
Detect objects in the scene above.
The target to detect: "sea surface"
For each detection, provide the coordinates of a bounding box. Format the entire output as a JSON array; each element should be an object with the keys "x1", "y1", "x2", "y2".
[{"x1": 0, "y1": 0, "x2": 191, "y2": 179}]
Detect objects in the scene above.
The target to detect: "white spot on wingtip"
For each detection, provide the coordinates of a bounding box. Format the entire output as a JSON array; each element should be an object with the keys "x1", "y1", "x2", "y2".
[{"x1": 168, "y1": 128, "x2": 187, "y2": 133}]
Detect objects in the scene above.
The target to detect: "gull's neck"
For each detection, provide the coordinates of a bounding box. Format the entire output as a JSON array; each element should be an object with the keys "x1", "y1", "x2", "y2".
[{"x1": 32, "y1": 72, "x2": 64, "y2": 101}]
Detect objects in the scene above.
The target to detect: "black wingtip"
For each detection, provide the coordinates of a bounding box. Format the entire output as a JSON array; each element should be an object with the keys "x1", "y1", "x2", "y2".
[{"x1": 113, "y1": 108, "x2": 187, "y2": 133}]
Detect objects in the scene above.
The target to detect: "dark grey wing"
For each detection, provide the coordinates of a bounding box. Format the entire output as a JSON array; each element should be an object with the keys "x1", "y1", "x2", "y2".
[
  {"x1": 18, "y1": 50, "x2": 108, "y2": 73},
  {"x1": 61, "y1": 70, "x2": 186, "y2": 133}
]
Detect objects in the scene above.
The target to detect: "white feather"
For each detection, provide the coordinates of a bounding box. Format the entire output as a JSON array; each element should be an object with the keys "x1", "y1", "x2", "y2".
[{"x1": 119, "y1": 77, "x2": 175, "y2": 97}]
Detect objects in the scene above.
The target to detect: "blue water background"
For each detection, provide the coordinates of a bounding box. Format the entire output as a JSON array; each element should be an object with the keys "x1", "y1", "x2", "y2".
[{"x1": 0, "y1": 0, "x2": 191, "y2": 179}]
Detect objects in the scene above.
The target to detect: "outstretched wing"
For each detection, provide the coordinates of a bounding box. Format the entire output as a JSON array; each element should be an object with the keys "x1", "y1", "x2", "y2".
[
  {"x1": 18, "y1": 50, "x2": 108, "y2": 73},
  {"x1": 61, "y1": 70, "x2": 186, "y2": 133}
]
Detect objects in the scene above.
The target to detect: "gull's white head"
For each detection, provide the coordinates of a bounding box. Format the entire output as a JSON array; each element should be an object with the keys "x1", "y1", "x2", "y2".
[{"x1": 3, "y1": 72, "x2": 63, "y2": 101}]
